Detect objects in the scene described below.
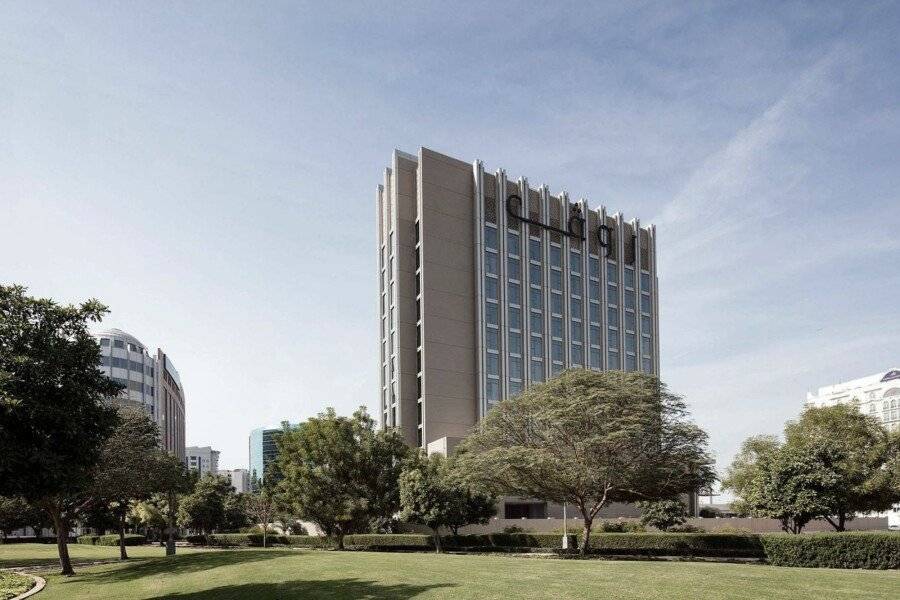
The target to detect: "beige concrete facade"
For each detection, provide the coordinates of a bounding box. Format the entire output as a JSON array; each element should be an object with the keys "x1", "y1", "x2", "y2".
[{"x1": 377, "y1": 147, "x2": 659, "y2": 452}]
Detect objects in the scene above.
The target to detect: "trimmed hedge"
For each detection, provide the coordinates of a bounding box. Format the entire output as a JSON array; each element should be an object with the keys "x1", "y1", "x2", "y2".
[
  {"x1": 77, "y1": 534, "x2": 146, "y2": 546},
  {"x1": 344, "y1": 534, "x2": 433, "y2": 550},
  {"x1": 761, "y1": 532, "x2": 900, "y2": 570},
  {"x1": 186, "y1": 533, "x2": 334, "y2": 548},
  {"x1": 443, "y1": 533, "x2": 577, "y2": 550},
  {"x1": 587, "y1": 533, "x2": 765, "y2": 558}
]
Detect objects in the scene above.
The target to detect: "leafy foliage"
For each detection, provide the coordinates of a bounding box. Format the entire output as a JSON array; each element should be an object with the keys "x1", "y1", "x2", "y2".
[
  {"x1": 637, "y1": 499, "x2": 689, "y2": 531},
  {"x1": 0, "y1": 285, "x2": 120, "y2": 575},
  {"x1": 178, "y1": 475, "x2": 235, "y2": 534},
  {"x1": 0, "y1": 496, "x2": 29, "y2": 541},
  {"x1": 586, "y1": 532, "x2": 764, "y2": 557},
  {"x1": 456, "y1": 370, "x2": 714, "y2": 554},
  {"x1": 760, "y1": 532, "x2": 900, "y2": 569},
  {"x1": 275, "y1": 408, "x2": 408, "y2": 549}
]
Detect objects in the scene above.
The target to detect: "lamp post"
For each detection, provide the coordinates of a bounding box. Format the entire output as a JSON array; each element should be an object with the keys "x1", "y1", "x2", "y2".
[{"x1": 562, "y1": 502, "x2": 568, "y2": 550}]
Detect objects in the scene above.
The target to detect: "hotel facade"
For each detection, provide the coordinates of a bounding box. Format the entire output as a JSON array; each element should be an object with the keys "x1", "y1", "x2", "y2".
[{"x1": 376, "y1": 147, "x2": 659, "y2": 452}]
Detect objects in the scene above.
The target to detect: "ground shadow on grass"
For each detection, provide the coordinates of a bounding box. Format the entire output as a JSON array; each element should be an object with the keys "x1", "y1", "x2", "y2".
[
  {"x1": 71, "y1": 549, "x2": 295, "y2": 583},
  {"x1": 142, "y1": 579, "x2": 456, "y2": 600}
]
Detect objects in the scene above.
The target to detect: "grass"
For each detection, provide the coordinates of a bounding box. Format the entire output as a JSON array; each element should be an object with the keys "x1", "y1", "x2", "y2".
[
  {"x1": 0, "y1": 572, "x2": 34, "y2": 600},
  {"x1": 0, "y1": 546, "x2": 892, "y2": 600},
  {"x1": 0, "y1": 543, "x2": 204, "y2": 569}
]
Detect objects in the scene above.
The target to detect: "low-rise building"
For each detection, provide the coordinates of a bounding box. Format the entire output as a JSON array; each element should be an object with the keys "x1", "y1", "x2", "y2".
[
  {"x1": 186, "y1": 446, "x2": 220, "y2": 477},
  {"x1": 222, "y1": 468, "x2": 250, "y2": 493}
]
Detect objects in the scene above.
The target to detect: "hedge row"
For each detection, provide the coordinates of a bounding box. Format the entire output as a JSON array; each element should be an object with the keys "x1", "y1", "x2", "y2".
[
  {"x1": 182, "y1": 531, "x2": 900, "y2": 569},
  {"x1": 444, "y1": 533, "x2": 578, "y2": 550},
  {"x1": 761, "y1": 533, "x2": 900, "y2": 570},
  {"x1": 76, "y1": 534, "x2": 146, "y2": 546},
  {"x1": 587, "y1": 533, "x2": 764, "y2": 558},
  {"x1": 185, "y1": 534, "x2": 332, "y2": 548}
]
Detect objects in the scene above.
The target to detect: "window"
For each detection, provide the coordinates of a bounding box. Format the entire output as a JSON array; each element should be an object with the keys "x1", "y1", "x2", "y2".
[
  {"x1": 551, "y1": 318, "x2": 563, "y2": 338},
  {"x1": 529, "y1": 287, "x2": 543, "y2": 309},
  {"x1": 551, "y1": 340, "x2": 563, "y2": 362},
  {"x1": 529, "y1": 311, "x2": 543, "y2": 332},
  {"x1": 607, "y1": 329, "x2": 619, "y2": 350},
  {"x1": 570, "y1": 273, "x2": 582, "y2": 292},
  {"x1": 589, "y1": 302, "x2": 600, "y2": 323},
  {"x1": 507, "y1": 256, "x2": 521, "y2": 276},
  {"x1": 509, "y1": 380, "x2": 523, "y2": 395},
  {"x1": 625, "y1": 333, "x2": 636, "y2": 353},
  {"x1": 624, "y1": 267, "x2": 635, "y2": 289},
  {"x1": 485, "y1": 226, "x2": 498, "y2": 250},
  {"x1": 100, "y1": 338, "x2": 110, "y2": 346},
  {"x1": 509, "y1": 357, "x2": 523, "y2": 379},
  {"x1": 641, "y1": 315, "x2": 652, "y2": 333},
  {"x1": 641, "y1": 336, "x2": 652, "y2": 355},
  {"x1": 607, "y1": 283, "x2": 618, "y2": 304},
  {"x1": 485, "y1": 277, "x2": 498, "y2": 300},
  {"x1": 509, "y1": 332, "x2": 522, "y2": 355},
  {"x1": 485, "y1": 253, "x2": 498, "y2": 275},
  {"x1": 486, "y1": 379, "x2": 500, "y2": 402},
  {"x1": 507, "y1": 232, "x2": 521, "y2": 256},
  {"x1": 641, "y1": 294, "x2": 651, "y2": 313},
  {"x1": 550, "y1": 245, "x2": 562, "y2": 268},
  {"x1": 625, "y1": 354, "x2": 637, "y2": 371},
  {"x1": 570, "y1": 296, "x2": 582, "y2": 316},
  {"x1": 589, "y1": 326, "x2": 601, "y2": 346},
  {"x1": 606, "y1": 262, "x2": 618, "y2": 283},
  {"x1": 608, "y1": 306, "x2": 619, "y2": 327},
  {"x1": 530, "y1": 336, "x2": 544, "y2": 358},
  {"x1": 530, "y1": 360, "x2": 544, "y2": 382},
  {"x1": 486, "y1": 328, "x2": 499, "y2": 351},
  {"x1": 529, "y1": 238, "x2": 541, "y2": 260},
  {"x1": 113, "y1": 339, "x2": 125, "y2": 349},
  {"x1": 608, "y1": 351, "x2": 620, "y2": 369},
  {"x1": 550, "y1": 270, "x2": 562, "y2": 290},
  {"x1": 529, "y1": 263, "x2": 542, "y2": 285},
  {"x1": 485, "y1": 302, "x2": 498, "y2": 326},
  {"x1": 641, "y1": 272, "x2": 651, "y2": 291},
  {"x1": 625, "y1": 311, "x2": 636, "y2": 331},
  {"x1": 590, "y1": 348, "x2": 601, "y2": 369},
  {"x1": 571, "y1": 323, "x2": 583, "y2": 344},
  {"x1": 508, "y1": 281, "x2": 521, "y2": 305},
  {"x1": 487, "y1": 354, "x2": 499, "y2": 376},
  {"x1": 571, "y1": 344, "x2": 583, "y2": 365},
  {"x1": 551, "y1": 292, "x2": 562, "y2": 315},
  {"x1": 589, "y1": 257, "x2": 600, "y2": 278},
  {"x1": 569, "y1": 251, "x2": 581, "y2": 274},
  {"x1": 624, "y1": 293, "x2": 635, "y2": 311},
  {"x1": 509, "y1": 307, "x2": 522, "y2": 329}
]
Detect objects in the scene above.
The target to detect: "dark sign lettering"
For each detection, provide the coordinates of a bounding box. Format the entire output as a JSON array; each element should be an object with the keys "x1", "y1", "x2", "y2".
[{"x1": 881, "y1": 370, "x2": 900, "y2": 383}]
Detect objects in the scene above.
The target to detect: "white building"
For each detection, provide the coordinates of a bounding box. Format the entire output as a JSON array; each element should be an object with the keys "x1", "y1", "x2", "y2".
[
  {"x1": 806, "y1": 368, "x2": 900, "y2": 432},
  {"x1": 186, "y1": 446, "x2": 220, "y2": 477},
  {"x1": 222, "y1": 468, "x2": 250, "y2": 493},
  {"x1": 805, "y1": 368, "x2": 900, "y2": 529}
]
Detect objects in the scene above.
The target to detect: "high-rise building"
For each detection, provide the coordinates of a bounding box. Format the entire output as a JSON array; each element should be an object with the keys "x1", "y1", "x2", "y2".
[
  {"x1": 94, "y1": 328, "x2": 186, "y2": 459},
  {"x1": 222, "y1": 468, "x2": 250, "y2": 494},
  {"x1": 805, "y1": 368, "x2": 900, "y2": 432},
  {"x1": 186, "y1": 446, "x2": 220, "y2": 477},
  {"x1": 376, "y1": 147, "x2": 659, "y2": 451},
  {"x1": 249, "y1": 424, "x2": 292, "y2": 490}
]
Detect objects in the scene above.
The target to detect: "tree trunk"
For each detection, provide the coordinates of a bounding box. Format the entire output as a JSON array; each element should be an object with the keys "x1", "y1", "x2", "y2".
[
  {"x1": 336, "y1": 532, "x2": 344, "y2": 551},
  {"x1": 432, "y1": 527, "x2": 442, "y2": 554},
  {"x1": 50, "y1": 510, "x2": 74, "y2": 576},
  {"x1": 837, "y1": 512, "x2": 846, "y2": 532},
  {"x1": 165, "y1": 493, "x2": 176, "y2": 556},
  {"x1": 580, "y1": 518, "x2": 593, "y2": 556},
  {"x1": 263, "y1": 525, "x2": 267, "y2": 549},
  {"x1": 118, "y1": 513, "x2": 128, "y2": 560}
]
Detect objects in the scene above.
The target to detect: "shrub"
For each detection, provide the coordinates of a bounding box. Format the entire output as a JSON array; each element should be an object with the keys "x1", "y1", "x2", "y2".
[
  {"x1": 587, "y1": 533, "x2": 765, "y2": 558},
  {"x1": 699, "y1": 506, "x2": 721, "y2": 518},
  {"x1": 186, "y1": 533, "x2": 336, "y2": 548},
  {"x1": 76, "y1": 535, "x2": 99, "y2": 545},
  {"x1": 443, "y1": 533, "x2": 576, "y2": 549},
  {"x1": 501, "y1": 525, "x2": 527, "y2": 534},
  {"x1": 94, "y1": 534, "x2": 146, "y2": 546},
  {"x1": 761, "y1": 532, "x2": 900, "y2": 569},
  {"x1": 597, "y1": 520, "x2": 646, "y2": 533},
  {"x1": 344, "y1": 534, "x2": 433, "y2": 550},
  {"x1": 667, "y1": 524, "x2": 704, "y2": 533}
]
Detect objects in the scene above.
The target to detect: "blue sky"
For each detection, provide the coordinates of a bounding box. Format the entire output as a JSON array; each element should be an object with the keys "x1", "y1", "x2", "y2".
[{"x1": 2, "y1": 2, "x2": 898, "y2": 478}]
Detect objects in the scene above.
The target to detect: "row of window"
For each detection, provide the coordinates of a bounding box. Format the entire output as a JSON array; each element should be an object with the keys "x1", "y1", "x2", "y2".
[
  {"x1": 99, "y1": 338, "x2": 144, "y2": 353},
  {"x1": 109, "y1": 376, "x2": 154, "y2": 396},
  {"x1": 100, "y1": 355, "x2": 155, "y2": 377}
]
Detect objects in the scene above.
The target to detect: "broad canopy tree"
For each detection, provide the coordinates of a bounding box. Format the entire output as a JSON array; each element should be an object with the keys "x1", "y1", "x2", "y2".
[
  {"x1": 456, "y1": 370, "x2": 714, "y2": 554},
  {"x1": 178, "y1": 474, "x2": 235, "y2": 535},
  {"x1": 0, "y1": 285, "x2": 121, "y2": 575},
  {"x1": 276, "y1": 408, "x2": 408, "y2": 549},
  {"x1": 724, "y1": 405, "x2": 900, "y2": 533}
]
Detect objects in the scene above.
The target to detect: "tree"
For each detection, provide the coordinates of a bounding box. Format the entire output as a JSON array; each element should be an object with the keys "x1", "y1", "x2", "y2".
[
  {"x1": 0, "y1": 285, "x2": 121, "y2": 575},
  {"x1": 276, "y1": 408, "x2": 409, "y2": 549},
  {"x1": 92, "y1": 408, "x2": 163, "y2": 559},
  {"x1": 456, "y1": 370, "x2": 714, "y2": 555},
  {"x1": 178, "y1": 475, "x2": 233, "y2": 535},
  {"x1": 784, "y1": 405, "x2": 900, "y2": 531},
  {"x1": 151, "y1": 453, "x2": 195, "y2": 555},
  {"x1": 723, "y1": 436, "x2": 838, "y2": 533},
  {"x1": 399, "y1": 452, "x2": 496, "y2": 551},
  {"x1": 222, "y1": 493, "x2": 250, "y2": 532},
  {"x1": 0, "y1": 496, "x2": 28, "y2": 542},
  {"x1": 637, "y1": 499, "x2": 688, "y2": 531},
  {"x1": 245, "y1": 490, "x2": 277, "y2": 547}
]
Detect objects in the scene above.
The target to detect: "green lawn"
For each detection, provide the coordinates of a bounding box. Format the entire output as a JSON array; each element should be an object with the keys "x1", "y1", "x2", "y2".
[
  {"x1": 2, "y1": 546, "x2": 898, "y2": 600},
  {"x1": 0, "y1": 543, "x2": 204, "y2": 569}
]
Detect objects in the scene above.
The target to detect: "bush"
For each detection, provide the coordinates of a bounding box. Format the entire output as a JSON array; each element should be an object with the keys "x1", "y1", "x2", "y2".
[
  {"x1": 501, "y1": 525, "x2": 527, "y2": 534},
  {"x1": 185, "y1": 533, "x2": 336, "y2": 548},
  {"x1": 443, "y1": 533, "x2": 576, "y2": 549},
  {"x1": 667, "y1": 524, "x2": 704, "y2": 533},
  {"x1": 344, "y1": 534, "x2": 433, "y2": 550},
  {"x1": 761, "y1": 532, "x2": 900, "y2": 569},
  {"x1": 587, "y1": 533, "x2": 764, "y2": 558},
  {"x1": 597, "y1": 520, "x2": 646, "y2": 533},
  {"x1": 78, "y1": 534, "x2": 145, "y2": 546}
]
